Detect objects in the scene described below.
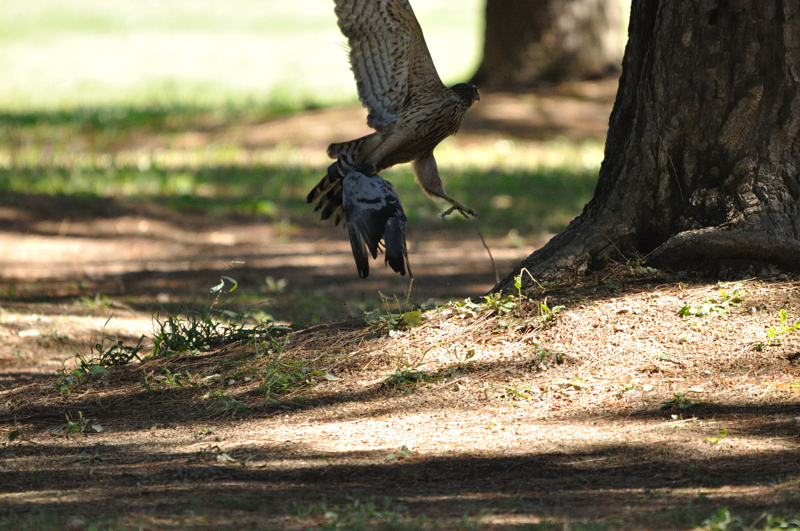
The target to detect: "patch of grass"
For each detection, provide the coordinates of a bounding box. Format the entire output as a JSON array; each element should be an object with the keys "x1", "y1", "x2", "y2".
[
  {"x1": 677, "y1": 282, "x2": 747, "y2": 318},
  {"x1": 697, "y1": 508, "x2": 800, "y2": 530},
  {"x1": 200, "y1": 389, "x2": 250, "y2": 418},
  {"x1": 55, "y1": 280, "x2": 288, "y2": 397},
  {"x1": 765, "y1": 309, "x2": 800, "y2": 346},
  {"x1": 382, "y1": 360, "x2": 442, "y2": 390},
  {"x1": 296, "y1": 497, "x2": 427, "y2": 531},
  {"x1": 0, "y1": 0, "x2": 481, "y2": 110},
  {"x1": 496, "y1": 384, "x2": 538, "y2": 401},
  {"x1": 0, "y1": 509, "x2": 63, "y2": 530},
  {"x1": 151, "y1": 308, "x2": 258, "y2": 357},
  {"x1": 259, "y1": 350, "x2": 326, "y2": 402},
  {"x1": 61, "y1": 411, "x2": 103, "y2": 435},
  {"x1": 151, "y1": 277, "x2": 278, "y2": 357},
  {"x1": 142, "y1": 368, "x2": 202, "y2": 393},
  {"x1": 659, "y1": 392, "x2": 698, "y2": 412},
  {"x1": 55, "y1": 320, "x2": 146, "y2": 395},
  {"x1": 0, "y1": 161, "x2": 598, "y2": 236},
  {"x1": 704, "y1": 428, "x2": 728, "y2": 444}
]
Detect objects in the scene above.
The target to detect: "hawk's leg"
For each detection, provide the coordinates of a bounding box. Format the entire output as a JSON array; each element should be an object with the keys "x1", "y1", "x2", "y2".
[
  {"x1": 412, "y1": 151, "x2": 478, "y2": 220},
  {"x1": 438, "y1": 200, "x2": 478, "y2": 219}
]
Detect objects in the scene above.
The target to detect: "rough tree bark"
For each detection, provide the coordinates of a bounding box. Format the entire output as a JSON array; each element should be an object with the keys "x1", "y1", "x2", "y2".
[
  {"x1": 496, "y1": 1, "x2": 800, "y2": 292},
  {"x1": 471, "y1": 0, "x2": 625, "y2": 90}
]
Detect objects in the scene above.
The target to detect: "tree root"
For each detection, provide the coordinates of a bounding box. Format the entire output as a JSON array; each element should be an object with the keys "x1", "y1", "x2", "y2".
[
  {"x1": 493, "y1": 224, "x2": 800, "y2": 294},
  {"x1": 647, "y1": 228, "x2": 800, "y2": 273},
  {"x1": 493, "y1": 220, "x2": 619, "y2": 292}
]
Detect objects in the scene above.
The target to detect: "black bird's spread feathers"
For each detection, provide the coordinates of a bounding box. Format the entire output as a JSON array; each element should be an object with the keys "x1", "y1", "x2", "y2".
[{"x1": 341, "y1": 163, "x2": 411, "y2": 279}]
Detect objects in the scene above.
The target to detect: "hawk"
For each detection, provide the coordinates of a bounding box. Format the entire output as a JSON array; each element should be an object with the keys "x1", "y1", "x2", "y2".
[
  {"x1": 307, "y1": 0, "x2": 480, "y2": 225},
  {"x1": 340, "y1": 160, "x2": 411, "y2": 279}
]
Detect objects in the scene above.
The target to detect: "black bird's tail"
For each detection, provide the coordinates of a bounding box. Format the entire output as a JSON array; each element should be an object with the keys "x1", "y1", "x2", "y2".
[
  {"x1": 346, "y1": 222, "x2": 372, "y2": 279},
  {"x1": 341, "y1": 164, "x2": 411, "y2": 279},
  {"x1": 383, "y1": 217, "x2": 410, "y2": 277}
]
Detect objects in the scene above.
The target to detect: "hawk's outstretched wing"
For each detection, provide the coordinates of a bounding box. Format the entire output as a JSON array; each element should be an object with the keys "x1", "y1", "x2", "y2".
[
  {"x1": 334, "y1": 0, "x2": 446, "y2": 130},
  {"x1": 342, "y1": 165, "x2": 411, "y2": 279}
]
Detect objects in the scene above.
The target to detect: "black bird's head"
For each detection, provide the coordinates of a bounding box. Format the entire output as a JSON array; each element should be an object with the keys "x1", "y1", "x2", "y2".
[{"x1": 451, "y1": 83, "x2": 480, "y2": 107}]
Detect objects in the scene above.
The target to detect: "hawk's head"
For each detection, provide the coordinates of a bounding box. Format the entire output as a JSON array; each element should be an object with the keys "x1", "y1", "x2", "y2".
[{"x1": 451, "y1": 83, "x2": 480, "y2": 107}]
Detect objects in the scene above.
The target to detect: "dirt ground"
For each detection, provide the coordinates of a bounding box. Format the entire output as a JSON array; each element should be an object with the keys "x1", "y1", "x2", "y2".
[{"x1": 2, "y1": 82, "x2": 800, "y2": 529}]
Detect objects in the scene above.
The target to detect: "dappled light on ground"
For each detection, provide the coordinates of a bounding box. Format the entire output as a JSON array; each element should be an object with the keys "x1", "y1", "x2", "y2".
[{"x1": 2, "y1": 270, "x2": 799, "y2": 528}]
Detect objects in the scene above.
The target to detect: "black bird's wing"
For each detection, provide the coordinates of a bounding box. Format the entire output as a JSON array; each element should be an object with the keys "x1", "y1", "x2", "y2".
[{"x1": 342, "y1": 167, "x2": 410, "y2": 279}]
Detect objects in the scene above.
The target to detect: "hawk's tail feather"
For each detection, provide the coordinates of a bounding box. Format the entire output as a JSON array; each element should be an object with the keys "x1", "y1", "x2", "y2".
[
  {"x1": 308, "y1": 161, "x2": 346, "y2": 225},
  {"x1": 327, "y1": 139, "x2": 360, "y2": 161},
  {"x1": 326, "y1": 132, "x2": 382, "y2": 164},
  {"x1": 306, "y1": 162, "x2": 341, "y2": 204}
]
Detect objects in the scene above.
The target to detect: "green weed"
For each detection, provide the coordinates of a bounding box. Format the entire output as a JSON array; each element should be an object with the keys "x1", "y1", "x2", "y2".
[
  {"x1": 765, "y1": 309, "x2": 800, "y2": 345},
  {"x1": 660, "y1": 392, "x2": 698, "y2": 412},
  {"x1": 200, "y1": 390, "x2": 250, "y2": 418},
  {"x1": 151, "y1": 277, "x2": 277, "y2": 357},
  {"x1": 704, "y1": 428, "x2": 728, "y2": 444},
  {"x1": 678, "y1": 282, "x2": 747, "y2": 318},
  {"x1": 61, "y1": 411, "x2": 102, "y2": 435},
  {"x1": 75, "y1": 294, "x2": 115, "y2": 310},
  {"x1": 538, "y1": 297, "x2": 565, "y2": 322},
  {"x1": 382, "y1": 361, "x2": 441, "y2": 390},
  {"x1": 142, "y1": 368, "x2": 202, "y2": 393},
  {"x1": 496, "y1": 384, "x2": 537, "y2": 401},
  {"x1": 481, "y1": 292, "x2": 519, "y2": 314},
  {"x1": 252, "y1": 340, "x2": 327, "y2": 401},
  {"x1": 296, "y1": 497, "x2": 419, "y2": 531},
  {"x1": 260, "y1": 361, "x2": 324, "y2": 401},
  {"x1": 55, "y1": 320, "x2": 146, "y2": 395},
  {"x1": 364, "y1": 288, "x2": 422, "y2": 332},
  {"x1": 532, "y1": 346, "x2": 566, "y2": 371}
]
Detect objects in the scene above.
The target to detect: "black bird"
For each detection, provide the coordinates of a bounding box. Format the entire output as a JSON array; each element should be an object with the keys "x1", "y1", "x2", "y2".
[{"x1": 339, "y1": 161, "x2": 411, "y2": 279}]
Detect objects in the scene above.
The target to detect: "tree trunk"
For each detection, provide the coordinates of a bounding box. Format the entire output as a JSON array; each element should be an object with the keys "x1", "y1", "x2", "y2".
[
  {"x1": 471, "y1": 0, "x2": 625, "y2": 90},
  {"x1": 496, "y1": 1, "x2": 800, "y2": 292}
]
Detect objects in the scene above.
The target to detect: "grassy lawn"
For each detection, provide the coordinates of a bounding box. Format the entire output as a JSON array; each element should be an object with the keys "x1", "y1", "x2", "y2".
[{"x1": 0, "y1": 0, "x2": 483, "y2": 110}]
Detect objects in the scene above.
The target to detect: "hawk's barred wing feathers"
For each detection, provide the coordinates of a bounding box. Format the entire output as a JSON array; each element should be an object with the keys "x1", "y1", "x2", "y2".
[{"x1": 334, "y1": 0, "x2": 446, "y2": 131}]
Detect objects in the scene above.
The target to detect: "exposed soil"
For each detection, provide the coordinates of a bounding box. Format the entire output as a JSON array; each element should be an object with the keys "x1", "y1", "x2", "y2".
[{"x1": 2, "y1": 82, "x2": 799, "y2": 529}]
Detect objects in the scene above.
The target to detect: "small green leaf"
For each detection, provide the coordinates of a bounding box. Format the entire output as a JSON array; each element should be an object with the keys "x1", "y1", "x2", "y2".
[
  {"x1": 209, "y1": 279, "x2": 225, "y2": 293},
  {"x1": 401, "y1": 310, "x2": 422, "y2": 327},
  {"x1": 364, "y1": 309, "x2": 381, "y2": 323},
  {"x1": 221, "y1": 276, "x2": 238, "y2": 292},
  {"x1": 7, "y1": 430, "x2": 20, "y2": 442}
]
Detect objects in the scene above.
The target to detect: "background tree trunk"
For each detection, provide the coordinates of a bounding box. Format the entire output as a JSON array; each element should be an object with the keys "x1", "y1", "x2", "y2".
[
  {"x1": 471, "y1": 0, "x2": 626, "y2": 90},
  {"x1": 496, "y1": 0, "x2": 800, "y2": 292}
]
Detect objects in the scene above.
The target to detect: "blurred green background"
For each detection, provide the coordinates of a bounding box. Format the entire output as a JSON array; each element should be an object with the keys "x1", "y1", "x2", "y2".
[{"x1": 0, "y1": 0, "x2": 482, "y2": 109}]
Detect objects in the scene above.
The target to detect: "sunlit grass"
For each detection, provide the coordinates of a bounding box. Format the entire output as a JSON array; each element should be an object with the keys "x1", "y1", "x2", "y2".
[
  {"x1": 0, "y1": 134, "x2": 601, "y2": 237},
  {"x1": 0, "y1": 0, "x2": 483, "y2": 111}
]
